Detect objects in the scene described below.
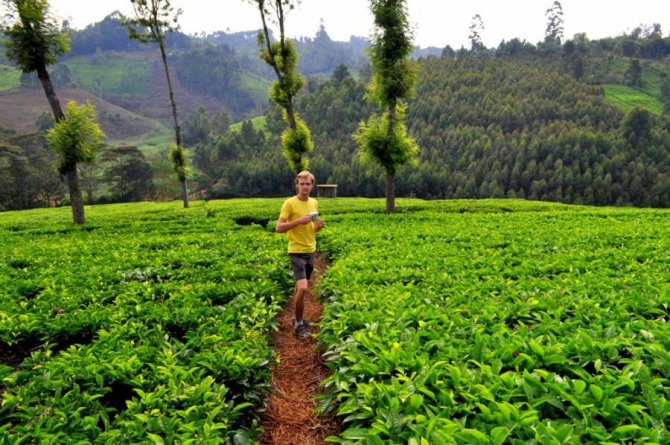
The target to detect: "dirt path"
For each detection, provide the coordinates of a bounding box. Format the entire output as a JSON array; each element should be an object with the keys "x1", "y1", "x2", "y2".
[{"x1": 260, "y1": 254, "x2": 340, "y2": 444}]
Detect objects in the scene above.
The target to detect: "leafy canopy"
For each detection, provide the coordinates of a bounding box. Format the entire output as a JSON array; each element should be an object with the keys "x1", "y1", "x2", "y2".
[
  {"x1": 46, "y1": 101, "x2": 105, "y2": 172},
  {"x1": 367, "y1": 0, "x2": 416, "y2": 106},
  {"x1": 169, "y1": 143, "x2": 189, "y2": 181},
  {"x1": 280, "y1": 112, "x2": 313, "y2": 172},
  {"x1": 1, "y1": 0, "x2": 70, "y2": 72},
  {"x1": 354, "y1": 103, "x2": 419, "y2": 174}
]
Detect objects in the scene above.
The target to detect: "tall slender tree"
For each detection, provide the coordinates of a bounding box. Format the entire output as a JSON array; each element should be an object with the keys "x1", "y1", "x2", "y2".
[
  {"x1": 468, "y1": 13, "x2": 485, "y2": 52},
  {"x1": 545, "y1": 0, "x2": 564, "y2": 44},
  {"x1": 1, "y1": 0, "x2": 91, "y2": 223},
  {"x1": 122, "y1": 0, "x2": 189, "y2": 207},
  {"x1": 354, "y1": 0, "x2": 419, "y2": 213},
  {"x1": 248, "y1": 0, "x2": 313, "y2": 172}
]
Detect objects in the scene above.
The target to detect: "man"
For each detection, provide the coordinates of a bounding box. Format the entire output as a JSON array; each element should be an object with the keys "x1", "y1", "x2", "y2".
[{"x1": 276, "y1": 170, "x2": 325, "y2": 339}]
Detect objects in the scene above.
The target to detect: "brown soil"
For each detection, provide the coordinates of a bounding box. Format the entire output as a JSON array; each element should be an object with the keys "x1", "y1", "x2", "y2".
[{"x1": 260, "y1": 253, "x2": 340, "y2": 444}]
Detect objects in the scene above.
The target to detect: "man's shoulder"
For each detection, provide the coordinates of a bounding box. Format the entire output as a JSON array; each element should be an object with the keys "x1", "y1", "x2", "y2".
[{"x1": 282, "y1": 196, "x2": 299, "y2": 206}]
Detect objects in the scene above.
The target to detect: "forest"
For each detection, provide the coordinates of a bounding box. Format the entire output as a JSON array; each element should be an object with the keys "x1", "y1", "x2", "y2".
[{"x1": 1, "y1": 11, "x2": 670, "y2": 209}]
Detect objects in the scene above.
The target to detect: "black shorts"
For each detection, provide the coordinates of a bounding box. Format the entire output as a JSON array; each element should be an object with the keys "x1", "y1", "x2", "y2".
[{"x1": 289, "y1": 253, "x2": 314, "y2": 281}]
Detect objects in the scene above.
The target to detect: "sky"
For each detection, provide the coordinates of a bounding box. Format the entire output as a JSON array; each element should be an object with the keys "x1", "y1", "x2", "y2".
[{"x1": 48, "y1": 0, "x2": 670, "y2": 49}]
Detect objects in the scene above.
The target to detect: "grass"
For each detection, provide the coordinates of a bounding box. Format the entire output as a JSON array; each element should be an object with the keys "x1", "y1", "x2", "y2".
[
  {"x1": 0, "y1": 64, "x2": 21, "y2": 92},
  {"x1": 603, "y1": 84, "x2": 663, "y2": 115},
  {"x1": 63, "y1": 54, "x2": 151, "y2": 95},
  {"x1": 240, "y1": 72, "x2": 271, "y2": 95},
  {"x1": 111, "y1": 121, "x2": 174, "y2": 161},
  {"x1": 230, "y1": 115, "x2": 268, "y2": 133}
]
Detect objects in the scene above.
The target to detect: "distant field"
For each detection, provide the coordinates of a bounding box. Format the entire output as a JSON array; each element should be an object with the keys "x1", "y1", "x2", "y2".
[
  {"x1": 240, "y1": 72, "x2": 271, "y2": 95},
  {"x1": 603, "y1": 84, "x2": 663, "y2": 115},
  {"x1": 0, "y1": 64, "x2": 21, "y2": 92},
  {"x1": 63, "y1": 54, "x2": 151, "y2": 95},
  {"x1": 230, "y1": 115, "x2": 267, "y2": 133}
]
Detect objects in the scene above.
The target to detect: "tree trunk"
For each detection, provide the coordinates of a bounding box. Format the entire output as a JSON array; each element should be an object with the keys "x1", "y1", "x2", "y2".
[
  {"x1": 385, "y1": 101, "x2": 397, "y2": 214},
  {"x1": 65, "y1": 163, "x2": 85, "y2": 224},
  {"x1": 37, "y1": 64, "x2": 87, "y2": 224},
  {"x1": 385, "y1": 168, "x2": 396, "y2": 214},
  {"x1": 158, "y1": 41, "x2": 189, "y2": 208},
  {"x1": 181, "y1": 177, "x2": 189, "y2": 208},
  {"x1": 36, "y1": 64, "x2": 64, "y2": 121}
]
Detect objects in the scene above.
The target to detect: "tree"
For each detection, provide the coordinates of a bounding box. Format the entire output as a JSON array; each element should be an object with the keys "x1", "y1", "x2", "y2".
[
  {"x1": 1, "y1": 0, "x2": 92, "y2": 223},
  {"x1": 621, "y1": 107, "x2": 653, "y2": 149},
  {"x1": 545, "y1": 0, "x2": 564, "y2": 44},
  {"x1": 45, "y1": 101, "x2": 105, "y2": 221},
  {"x1": 468, "y1": 13, "x2": 485, "y2": 53},
  {"x1": 659, "y1": 74, "x2": 670, "y2": 116},
  {"x1": 624, "y1": 58, "x2": 642, "y2": 87},
  {"x1": 102, "y1": 145, "x2": 155, "y2": 201},
  {"x1": 249, "y1": 0, "x2": 313, "y2": 172},
  {"x1": 122, "y1": 0, "x2": 189, "y2": 207},
  {"x1": 354, "y1": 0, "x2": 419, "y2": 213}
]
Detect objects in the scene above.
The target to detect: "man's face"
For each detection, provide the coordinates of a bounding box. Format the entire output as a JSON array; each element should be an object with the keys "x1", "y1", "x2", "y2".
[{"x1": 297, "y1": 178, "x2": 313, "y2": 196}]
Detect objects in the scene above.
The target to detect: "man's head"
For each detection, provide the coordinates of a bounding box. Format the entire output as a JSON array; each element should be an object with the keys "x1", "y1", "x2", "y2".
[
  {"x1": 295, "y1": 170, "x2": 315, "y2": 197},
  {"x1": 295, "y1": 170, "x2": 315, "y2": 186}
]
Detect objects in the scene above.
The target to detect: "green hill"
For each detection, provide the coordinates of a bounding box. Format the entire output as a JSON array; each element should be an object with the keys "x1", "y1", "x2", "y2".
[
  {"x1": 0, "y1": 88, "x2": 162, "y2": 139},
  {"x1": 2, "y1": 17, "x2": 670, "y2": 209},
  {"x1": 202, "y1": 55, "x2": 669, "y2": 207}
]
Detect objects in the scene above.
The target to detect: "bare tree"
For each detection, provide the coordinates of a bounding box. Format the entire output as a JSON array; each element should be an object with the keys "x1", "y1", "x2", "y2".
[{"x1": 123, "y1": 0, "x2": 189, "y2": 207}]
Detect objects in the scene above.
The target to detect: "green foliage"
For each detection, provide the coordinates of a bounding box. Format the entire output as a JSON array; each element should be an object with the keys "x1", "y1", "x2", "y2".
[
  {"x1": 368, "y1": 0, "x2": 416, "y2": 107},
  {"x1": 229, "y1": 116, "x2": 266, "y2": 133},
  {"x1": 621, "y1": 107, "x2": 654, "y2": 148},
  {"x1": 354, "y1": 104, "x2": 419, "y2": 174},
  {"x1": 0, "y1": 63, "x2": 21, "y2": 91},
  {"x1": 604, "y1": 84, "x2": 663, "y2": 116},
  {"x1": 0, "y1": 199, "x2": 293, "y2": 443},
  {"x1": 101, "y1": 145, "x2": 155, "y2": 202},
  {"x1": 252, "y1": 0, "x2": 312, "y2": 172},
  {"x1": 280, "y1": 113, "x2": 313, "y2": 172},
  {"x1": 1, "y1": 0, "x2": 70, "y2": 73},
  {"x1": 64, "y1": 54, "x2": 151, "y2": 95},
  {"x1": 45, "y1": 100, "x2": 105, "y2": 172},
  {"x1": 316, "y1": 201, "x2": 670, "y2": 444},
  {"x1": 0, "y1": 138, "x2": 64, "y2": 210},
  {"x1": 262, "y1": 40, "x2": 303, "y2": 109},
  {"x1": 168, "y1": 144, "x2": 189, "y2": 182}
]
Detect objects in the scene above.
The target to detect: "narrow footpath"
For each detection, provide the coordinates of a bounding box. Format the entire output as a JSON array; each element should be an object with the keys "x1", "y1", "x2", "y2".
[{"x1": 260, "y1": 253, "x2": 340, "y2": 444}]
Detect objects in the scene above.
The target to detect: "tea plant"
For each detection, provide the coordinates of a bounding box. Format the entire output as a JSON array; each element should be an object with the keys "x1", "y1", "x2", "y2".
[
  {"x1": 0, "y1": 200, "x2": 291, "y2": 443},
  {"x1": 317, "y1": 205, "x2": 669, "y2": 444}
]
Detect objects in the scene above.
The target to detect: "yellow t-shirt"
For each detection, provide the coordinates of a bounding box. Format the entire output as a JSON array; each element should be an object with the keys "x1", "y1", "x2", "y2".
[{"x1": 280, "y1": 196, "x2": 319, "y2": 253}]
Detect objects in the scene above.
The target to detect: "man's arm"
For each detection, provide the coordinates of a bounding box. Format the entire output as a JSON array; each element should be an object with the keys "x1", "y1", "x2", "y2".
[{"x1": 276, "y1": 215, "x2": 311, "y2": 233}]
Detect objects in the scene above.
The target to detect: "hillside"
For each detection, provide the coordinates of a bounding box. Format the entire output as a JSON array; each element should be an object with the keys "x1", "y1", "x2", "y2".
[
  {"x1": 200, "y1": 55, "x2": 669, "y2": 207},
  {"x1": 0, "y1": 88, "x2": 160, "y2": 139},
  {"x1": 2, "y1": 15, "x2": 670, "y2": 209}
]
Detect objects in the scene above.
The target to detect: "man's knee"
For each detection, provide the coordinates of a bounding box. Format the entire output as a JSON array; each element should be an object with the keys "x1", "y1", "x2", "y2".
[{"x1": 296, "y1": 278, "x2": 309, "y2": 292}]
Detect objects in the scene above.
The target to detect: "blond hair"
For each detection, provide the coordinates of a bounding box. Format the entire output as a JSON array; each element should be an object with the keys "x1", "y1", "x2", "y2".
[{"x1": 295, "y1": 170, "x2": 315, "y2": 185}]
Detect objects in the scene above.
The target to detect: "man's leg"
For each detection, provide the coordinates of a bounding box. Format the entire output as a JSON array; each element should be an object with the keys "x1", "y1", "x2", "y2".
[{"x1": 294, "y1": 278, "x2": 309, "y2": 322}]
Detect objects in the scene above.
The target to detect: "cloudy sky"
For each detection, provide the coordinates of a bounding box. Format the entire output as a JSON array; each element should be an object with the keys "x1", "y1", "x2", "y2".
[{"x1": 48, "y1": 0, "x2": 669, "y2": 49}]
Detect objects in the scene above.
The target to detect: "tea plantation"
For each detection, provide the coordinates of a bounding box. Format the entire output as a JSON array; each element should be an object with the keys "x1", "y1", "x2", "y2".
[{"x1": 1, "y1": 198, "x2": 668, "y2": 444}]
